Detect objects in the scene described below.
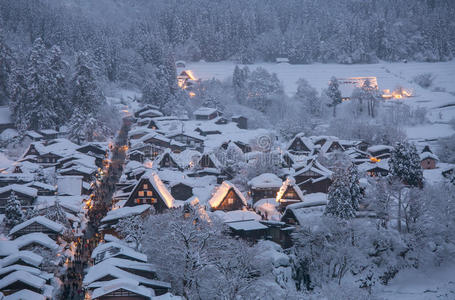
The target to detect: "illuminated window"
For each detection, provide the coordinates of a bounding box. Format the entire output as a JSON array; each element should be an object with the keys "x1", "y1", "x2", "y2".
[
  {"x1": 143, "y1": 184, "x2": 148, "y2": 189},
  {"x1": 138, "y1": 191, "x2": 145, "y2": 197},
  {"x1": 146, "y1": 191, "x2": 153, "y2": 196},
  {"x1": 136, "y1": 199, "x2": 141, "y2": 204},
  {"x1": 151, "y1": 198, "x2": 157, "y2": 203},
  {"x1": 227, "y1": 198, "x2": 234, "y2": 205}
]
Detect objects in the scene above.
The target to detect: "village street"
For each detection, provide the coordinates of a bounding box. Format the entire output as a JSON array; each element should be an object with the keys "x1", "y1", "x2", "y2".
[{"x1": 59, "y1": 119, "x2": 131, "y2": 300}]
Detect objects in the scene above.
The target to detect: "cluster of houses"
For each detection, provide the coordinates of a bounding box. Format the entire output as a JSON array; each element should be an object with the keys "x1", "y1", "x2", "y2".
[
  {"x1": 82, "y1": 235, "x2": 173, "y2": 299},
  {"x1": 95, "y1": 104, "x2": 442, "y2": 251},
  {"x1": 0, "y1": 137, "x2": 110, "y2": 298}
]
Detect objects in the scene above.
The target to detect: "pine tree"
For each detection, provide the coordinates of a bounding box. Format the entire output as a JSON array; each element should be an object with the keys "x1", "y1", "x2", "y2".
[
  {"x1": 0, "y1": 32, "x2": 13, "y2": 105},
  {"x1": 390, "y1": 141, "x2": 424, "y2": 187},
  {"x1": 295, "y1": 78, "x2": 320, "y2": 117},
  {"x1": 233, "y1": 65, "x2": 248, "y2": 104},
  {"x1": 46, "y1": 45, "x2": 69, "y2": 125},
  {"x1": 326, "y1": 76, "x2": 342, "y2": 117},
  {"x1": 5, "y1": 191, "x2": 24, "y2": 228},
  {"x1": 325, "y1": 171, "x2": 356, "y2": 219},
  {"x1": 71, "y1": 51, "x2": 106, "y2": 115},
  {"x1": 46, "y1": 199, "x2": 69, "y2": 227},
  {"x1": 347, "y1": 164, "x2": 362, "y2": 210}
]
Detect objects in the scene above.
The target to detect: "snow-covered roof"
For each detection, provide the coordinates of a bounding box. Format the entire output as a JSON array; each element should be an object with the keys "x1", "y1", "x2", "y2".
[
  {"x1": 91, "y1": 242, "x2": 148, "y2": 263},
  {"x1": 208, "y1": 181, "x2": 247, "y2": 208},
  {"x1": 226, "y1": 220, "x2": 268, "y2": 231},
  {"x1": 97, "y1": 257, "x2": 157, "y2": 273},
  {"x1": 4, "y1": 289, "x2": 45, "y2": 300},
  {"x1": 39, "y1": 129, "x2": 58, "y2": 135},
  {"x1": 212, "y1": 210, "x2": 261, "y2": 223},
  {"x1": 26, "y1": 181, "x2": 56, "y2": 191},
  {"x1": 91, "y1": 278, "x2": 154, "y2": 299},
  {"x1": 9, "y1": 216, "x2": 65, "y2": 236},
  {"x1": 367, "y1": 145, "x2": 394, "y2": 153},
  {"x1": 57, "y1": 175, "x2": 82, "y2": 196},
  {"x1": 283, "y1": 197, "x2": 328, "y2": 225},
  {"x1": 35, "y1": 195, "x2": 85, "y2": 213},
  {"x1": 148, "y1": 172, "x2": 175, "y2": 208},
  {"x1": 13, "y1": 232, "x2": 59, "y2": 251},
  {"x1": 101, "y1": 204, "x2": 151, "y2": 223},
  {"x1": 294, "y1": 159, "x2": 333, "y2": 178},
  {"x1": 139, "y1": 109, "x2": 164, "y2": 118},
  {"x1": 248, "y1": 173, "x2": 282, "y2": 189},
  {"x1": 420, "y1": 151, "x2": 439, "y2": 161},
  {"x1": 84, "y1": 264, "x2": 170, "y2": 289},
  {"x1": 25, "y1": 131, "x2": 43, "y2": 139},
  {"x1": 0, "y1": 241, "x2": 18, "y2": 257},
  {"x1": 276, "y1": 177, "x2": 305, "y2": 202},
  {"x1": 0, "y1": 270, "x2": 45, "y2": 290},
  {"x1": 0, "y1": 184, "x2": 38, "y2": 197},
  {"x1": 193, "y1": 107, "x2": 219, "y2": 116},
  {"x1": 0, "y1": 251, "x2": 43, "y2": 268}
]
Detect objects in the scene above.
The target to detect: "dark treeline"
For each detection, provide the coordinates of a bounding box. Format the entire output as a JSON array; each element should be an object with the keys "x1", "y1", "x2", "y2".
[{"x1": 1, "y1": 0, "x2": 454, "y2": 67}]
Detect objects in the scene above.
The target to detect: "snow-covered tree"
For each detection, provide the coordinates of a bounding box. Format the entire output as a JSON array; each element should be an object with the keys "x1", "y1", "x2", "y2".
[
  {"x1": 246, "y1": 67, "x2": 283, "y2": 112},
  {"x1": 232, "y1": 65, "x2": 249, "y2": 104},
  {"x1": 46, "y1": 199, "x2": 69, "y2": 227},
  {"x1": 5, "y1": 191, "x2": 24, "y2": 228},
  {"x1": 295, "y1": 78, "x2": 320, "y2": 117},
  {"x1": 347, "y1": 164, "x2": 362, "y2": 211},
  {"x1": 326, "y1": 76, "x2": 342, "y2": 117},
  {"x1": 0, "y1": 32, "x2": 13, "y2": 105},
  {"x1": 70, "y1": 51, "x2": 106, "y2": 115},
  {"x1": 325, "y1": 170, "x2": 356, "y2": 219},
  {"x1": 389, "y1": 141, "x2": 423, "y2": 187},
  {"x1": 116, "y1": 214, "x2": 149, "y2": 250}
]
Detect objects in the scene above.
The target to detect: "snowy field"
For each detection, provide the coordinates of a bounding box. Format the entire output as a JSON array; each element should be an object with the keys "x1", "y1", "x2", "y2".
[{"x1": 187, "y1": 61, "x2": 455, "y2": 141}]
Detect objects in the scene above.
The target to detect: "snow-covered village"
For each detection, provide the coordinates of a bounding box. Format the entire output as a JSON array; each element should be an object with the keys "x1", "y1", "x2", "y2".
[{"x1": 0, "y1": 1, "x2": 455, "y2": 299}]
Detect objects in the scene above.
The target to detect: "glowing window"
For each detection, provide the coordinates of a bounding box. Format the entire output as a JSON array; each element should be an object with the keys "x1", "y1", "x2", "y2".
[
  {"x1": 143, "y1": 184, "x2": 148, "y2": 189},
  {"x1": 146, "y1": 191, "x2": 153, "y2": 196},
  {"x1": 138, "y1": 191, "x2": 145, "y2": 197}
]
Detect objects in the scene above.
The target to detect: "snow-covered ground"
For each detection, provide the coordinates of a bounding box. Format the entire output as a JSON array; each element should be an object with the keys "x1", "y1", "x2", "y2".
[
  {"x1": 379, "y1": 262, "x2": 455, "y2": 299},
  {"x1": 187, "y1": 61, "x2": 455, "y2": 141}
]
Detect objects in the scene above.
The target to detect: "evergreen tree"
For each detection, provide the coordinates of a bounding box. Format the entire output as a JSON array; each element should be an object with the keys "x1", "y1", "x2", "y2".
[
  {"x1": 325, "y1": 171, "x2": 356, "y2": 219},
  {"x1": 295, "y1": 78, "x2": 320, "y2": 117},
  {"x1": 0, "y1": 33, "x2": 13, "y2": 105},
  {"x1": 5, "y1": 191, "x2": 24, "y2": 228},
  {"x1": 70, "y1": 51, "x2": 105, "y2": 115},
  {"x1": 326, "y1": 76, "x2": 342, "y2": 117},
  {"x1": 23, "y1": 38, "x2": 59, "y2": 130},
  {"x1": 46, "y1": 199, "x2": 69, "y2": 227},
  {"x1": 390, "y1": 141, "x2": 424, "y2": 187},
  {"x1": 46, "y1": 45, "x2": 69, "y2": 125},
  {"x1": 347, "y1": 164, "x2": 362, "y2": 210},
  {"x1": 246, "y1": 67, "x2": 283, "y2": 112},
  {"x1": 232, "y1": 65, "x2": 248, "y2": 104}
]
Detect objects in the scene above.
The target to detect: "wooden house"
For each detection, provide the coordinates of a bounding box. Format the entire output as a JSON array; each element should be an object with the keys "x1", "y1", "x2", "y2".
[
  {"x1": 101, "y1": 205, "x2": 152, "y2": 234},
  {"x1": 124, "y1": 173, "x2": 174, "y2": 212},
  {"x1": 248, "y1": 173, "x2": 282, "y2": 204},
  {"x1": 9, "y1": 216, "x2": 64, "y2": 240},
  {"x1": 320, "y1": 139, "x2": 345, "y2": 154},
  {"x1": 226, "y1": 220, "x2": 268, "y2": 241},
  {"x1": 0, "y1": 270, "x2": 46, "y2": 296},
  {"x1": 38, "y1": 129, "x2": 58, "y2": 140},
  {"x1": 133, "y1": 105, "x2": 160, "y2": 118},
  {"x1": 193, "y1": 107, "x2": 221, "y2": 120},
  {"x1": 281, "y1": 200, "x2": 327, "y2": 226},
  {"x1": 197, "y1": 152, "x2": 222, "y2": 170},
  {"x1": 208, "y1": 181, "x2": 247, "y2": 211},
  {"x1": 294, "y1": 160, "x2": 332, "y2": 193},
  {"x1": 138, "y1": 109, "x2": 163, "y2": 119},
  {"x1": 420, "y1": 150, "x2": 438, "y2": 170},
  {"x1": 26, "y1": 182, "x2": 56, "y2": 196},
  {"x1": 287, "y1": 134, "x2": 315, "y2": 154},
  {"x1": 194, "y1": 127, "x2": 222, "y2": 136},
  {"x1": 367, "y1": 145, "x2": 394, "y2": 159},
  {"x1": 77, "y1": 143, "x2": 107, "y2": 157},
  {"x1": 90, "y1": 278, "x2": 156, "y2": 300},
  {"x1": 167, "y1": 132, "x2": 204, "y2": 149},
  {"x1": 128, "y1": 150, "x2": 145, "y2": 163},
  {"x1": 0, "y1": 185, "x2": 37, "y2": 212},
  {"x1": 170, "y1": 181, "x2": 193, "y2": 201},
  {"x1": 154, "y1": 150, "x2": 182, "y2": 170},
  {"x1": 25, "y1": 131, "x2": 44, "y2": 142},
  {"x1": 275, "y1": 177, "x2": 305, "y2": 208},
  {"x1": 231, "y1": 115, "x2": 248, "y2": 129}
]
